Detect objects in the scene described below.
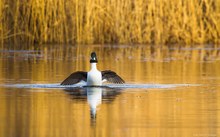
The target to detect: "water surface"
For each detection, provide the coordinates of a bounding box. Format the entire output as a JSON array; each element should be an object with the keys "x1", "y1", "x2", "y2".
[{"x1": 0, "y1": 45, "x2": 220, "y2": 137}]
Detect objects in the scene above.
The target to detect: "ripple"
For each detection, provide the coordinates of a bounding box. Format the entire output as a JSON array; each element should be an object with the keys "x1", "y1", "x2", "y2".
[{"x1": 2, "y1": 83, "x2": 198, "y2": 89}]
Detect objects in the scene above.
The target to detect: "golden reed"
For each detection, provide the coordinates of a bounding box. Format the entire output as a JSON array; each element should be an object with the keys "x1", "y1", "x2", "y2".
[{"x1": 0, "y1": 0, "x2": 220, "y2": 45}]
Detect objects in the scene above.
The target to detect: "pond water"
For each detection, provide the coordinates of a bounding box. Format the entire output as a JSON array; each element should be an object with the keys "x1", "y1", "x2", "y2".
[{"x1": 0, "y1": 45, "x2": 220, "y2": 137}]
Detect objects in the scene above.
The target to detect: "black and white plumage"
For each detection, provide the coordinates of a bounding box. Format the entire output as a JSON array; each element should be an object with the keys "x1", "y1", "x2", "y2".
[{"x1": 61, "y1": 52, "x2": 125, "y2": 85}]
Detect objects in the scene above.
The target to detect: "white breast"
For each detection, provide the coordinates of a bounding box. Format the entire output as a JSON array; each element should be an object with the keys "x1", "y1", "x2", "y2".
[{"x1": 87, "y1": 69, "x2": 102, "y2": 86}]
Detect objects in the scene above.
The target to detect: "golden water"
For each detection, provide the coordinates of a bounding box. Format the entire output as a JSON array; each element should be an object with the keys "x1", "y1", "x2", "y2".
[{"x1": 0, "y1": 45, "x2": 220, "y2": 137}]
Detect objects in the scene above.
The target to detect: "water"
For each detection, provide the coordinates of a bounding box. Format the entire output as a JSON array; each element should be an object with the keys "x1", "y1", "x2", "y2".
[{"x1": 0, "y1": 45, "x2": 220, "y2": 137}]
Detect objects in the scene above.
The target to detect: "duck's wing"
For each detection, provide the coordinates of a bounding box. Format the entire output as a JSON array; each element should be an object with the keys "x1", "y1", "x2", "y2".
[
  {"x1": 101, "y1": 70, "x2": 125, "y2": 84},
  {"x1": 61, "y1": 71, "x2": 87, "y2": 85}
]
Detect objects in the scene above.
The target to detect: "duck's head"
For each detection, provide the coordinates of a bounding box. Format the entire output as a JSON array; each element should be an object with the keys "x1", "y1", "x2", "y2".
[{"x1": 90, "y1": 52, "x2": 98, "y2": 63}]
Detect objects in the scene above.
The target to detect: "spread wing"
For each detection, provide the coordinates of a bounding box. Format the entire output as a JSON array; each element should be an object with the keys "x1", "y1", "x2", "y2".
[
  {"x1": 61, "y1": 71, "x2": 87, "y2": 85},
  {"x1": 101, "y1": 70, "x2": 125, "y2": 84}
]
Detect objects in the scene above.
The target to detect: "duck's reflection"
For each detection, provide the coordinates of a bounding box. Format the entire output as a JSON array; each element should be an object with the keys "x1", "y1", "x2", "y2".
[
  {"x1": 64, "y1": 87, "x2": 121, "y2": 120},
  {"x1": 87, "y1": 87, "x2": 102, "y2": 119}
]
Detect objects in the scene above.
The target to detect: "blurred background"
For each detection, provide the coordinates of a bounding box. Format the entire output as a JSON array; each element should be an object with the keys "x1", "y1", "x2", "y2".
[{"x1": 0, "y1": 0, "x2": 220, "y2": 137}]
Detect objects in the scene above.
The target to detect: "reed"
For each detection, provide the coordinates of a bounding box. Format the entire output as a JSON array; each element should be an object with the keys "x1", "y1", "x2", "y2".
[
  {"x1": 0, "y1": 0, "x2": 3, "y2": 45},
  {"x1": 0, "y1": 0, "x2": 220, "y2": 45}
]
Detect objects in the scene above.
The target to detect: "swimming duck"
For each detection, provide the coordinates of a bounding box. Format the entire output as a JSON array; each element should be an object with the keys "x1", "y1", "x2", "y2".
[{"x1": 61, "y1": 52, "x2": 125, "y2": 85}]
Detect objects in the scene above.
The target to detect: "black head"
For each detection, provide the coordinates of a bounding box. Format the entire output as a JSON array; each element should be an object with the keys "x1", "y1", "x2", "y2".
[{"x1": 90, "y1": 52, "x2": 98, "y2": 63}]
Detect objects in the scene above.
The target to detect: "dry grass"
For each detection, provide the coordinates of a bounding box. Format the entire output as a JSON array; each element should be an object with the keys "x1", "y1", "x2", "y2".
[
  {"x1": 0, "y1": 0, "x2": 220, "y2": 45},
  {"x1": 0, "y1": 0, "x2": 3, "y2": 45}
]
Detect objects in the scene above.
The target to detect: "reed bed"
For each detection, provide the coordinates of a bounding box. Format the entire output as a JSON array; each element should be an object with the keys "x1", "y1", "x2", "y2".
[{"x1": 0, "y1": 0, "x2": 220, "y2": 45}]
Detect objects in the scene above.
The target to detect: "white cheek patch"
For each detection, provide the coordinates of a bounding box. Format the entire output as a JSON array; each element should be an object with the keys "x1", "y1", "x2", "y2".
[{"x1": 91, "y1": 57, "x2": 96, "y2": 60}]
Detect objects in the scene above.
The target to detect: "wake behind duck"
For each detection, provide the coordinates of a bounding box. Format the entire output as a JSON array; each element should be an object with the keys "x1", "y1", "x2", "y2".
[{"x1": 2, "y1": 83, "x2": 194, "y2": 89}]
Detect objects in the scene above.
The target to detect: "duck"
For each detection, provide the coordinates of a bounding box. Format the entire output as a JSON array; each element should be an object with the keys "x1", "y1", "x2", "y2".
[{"x1": 61, "y1": 52, "x2": 125, "y2": 86}]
